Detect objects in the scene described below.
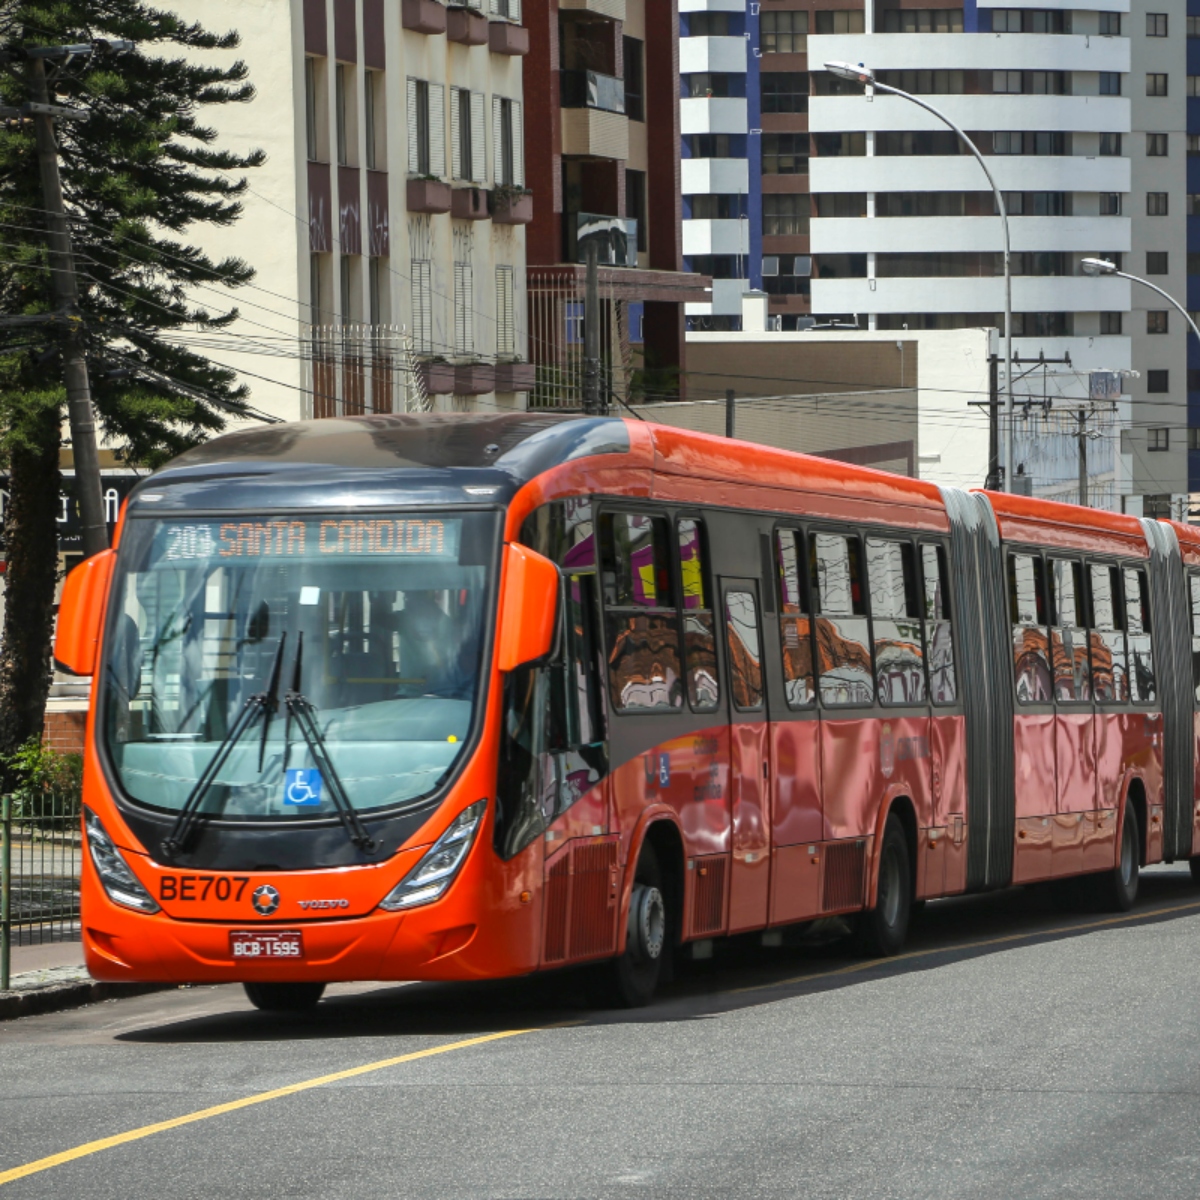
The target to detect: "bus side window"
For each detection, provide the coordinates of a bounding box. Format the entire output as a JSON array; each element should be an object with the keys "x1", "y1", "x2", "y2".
[
  {"x1": 921, "y1": 543, "x2": 956, "y2": 704},
  {"x1": 1049, "y1": 558, "x2": 1090, "y2": 702},
  {"x1": 1088, "y1": 563, "x2": 1127, "y2": 703},
  {"x1": 811, "y1": 531, "x2": 873, "y2": 707},
  {"x1": 868, "y1": 537, "x2": 926, "y2": 705},
  {"x1": 1009, "y1": 552, "x2": 1051, "y2": 702},
  {"x1": 600, "y1": 512, "x2": 683, "y2": 712},
  {"x1": 776, "y1": 529, "x2": 815, "y2": 708},
  {"x1": 677, "y1": 518, "x2": 719, "y2": 711},
  {"x1": 1190, "y1": 574, "x2": 1200, "y2": 702},
  {"x1": 1124, "y1": 566, "x2": 1156, "y2": 702}
]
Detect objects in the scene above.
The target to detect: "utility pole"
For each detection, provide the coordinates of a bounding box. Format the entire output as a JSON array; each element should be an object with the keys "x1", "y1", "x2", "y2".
[
  {"x1": 582, "y1": 240, "x2": 602, "y2": 416},
  {"x1": 986, "y1": 354, "x2": 1001, "y2": 490},
  {"x1": 1077, "y1": 408, "x2": 1088, "y2": 508},
  {"x1": 725, "y1": 389, "x2": 735, "y2": 439},
  {"x1": 19, "y1": 47, "x2": 126, "y2": 557}
]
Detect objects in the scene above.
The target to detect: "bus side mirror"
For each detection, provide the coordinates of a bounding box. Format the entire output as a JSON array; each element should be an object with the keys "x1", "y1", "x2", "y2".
[
  {"x1": 497, "y1": 543, "x2": 559, "y2": 672},
  {"x1": 54, "y1": 549, "x2": 116, "y2": 676}
]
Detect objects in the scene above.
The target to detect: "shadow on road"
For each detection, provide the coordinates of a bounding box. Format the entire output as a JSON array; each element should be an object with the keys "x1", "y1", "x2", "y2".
[{"x1": 117, "y1": 866, "x2": 1200, "y2": 1046}]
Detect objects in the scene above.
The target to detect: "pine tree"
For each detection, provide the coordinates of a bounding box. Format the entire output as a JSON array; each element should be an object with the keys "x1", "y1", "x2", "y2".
[{"x1": 0, "y1": 1, "x2": 263, "y2": 765}]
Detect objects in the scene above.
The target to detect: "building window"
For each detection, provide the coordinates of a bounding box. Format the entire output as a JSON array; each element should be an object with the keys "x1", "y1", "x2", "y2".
[
  {"x1": 1147, "y1": 252, "x2": 1169, "y2": 275},
  {"x1": 1190, "y1": 429, "x2": 1200, "y2": 451},
  {"x1": 1190, "y1": 135, "x2": 1200, "y2": 156},
  {"x1": 451, "y1": 87, "x2": 485, "y2": 183},
  {"x1": 816, "y1": 192, "x2": 867, "y2": 217},
  {"x1": 495, "y1": 265, "x2": 515, "y2": 357},
  {"x1": 687, "y1": 134, "x2": 735, "y2": 158},
  {"x1": 1100, "y1": 312, "x2": 1122, "y2": 335},
  {"x1": 1190, "y1": 195, "x2": 1200, "y2": 215},
  {"x1": 1148, "y1": 311, "x2": 1169, "y2": 334},
  {"x1": 1147, "y1": 192, "x2": 1169, "y2": 215},
  {"x1": 339, "y1": 254, "x2": 356, "y2": 325},
  {"x1": 814, "y1": 10, "x2": 864, "y2": 33},
  {"x1": 1099, "y1": 12, "x2": 1120, "y2": 35},
  {"x1": 1190, "y1": 15, "x2": 1200, "y2": 36},
  {"x1": 761, "y1": 73, "x2": 809, "y2": 114},
  {"x1": 1190, "y1": 255, "x2": 1200, "y2": 275},
  {"x1": 761, "y1": 11, "x2": 807, "y2": 52},
  {"x1": 688, "y1": 73, "x2": 734, "y2": 98},
  {"x1": 309, "y1": 252, "x2": 328, "y2": 324},
  {"x1": 1099, "y1": 133, "x2": 1121, "y2": 156},
  {"x1": 813, "y1": 132, "x2": 866, "y2": 157},
  {"x1": 407, "y1": 78, "x2": 446, "y2": 178},
  {"x1": 364, "y1": 70, "x2": 386, "y2": 170},
  {"x1": 1148, "y1": 428, "x2": 1170, "y2": 451},
  {"x1": 1147, "y1": 12, "x2": 1168, "y2": 36},
  {"x1": 881, "y1": 8, "x2": 963, "y2": 32},
  {"x1": 763, "y1": 194, "x2": 810, "y2": 237},
  {"x1": 691, "y1": 194, "x2": 744, "y2": 219},
  {"x1": 1148, "y1": 371, "x2": 1170, "y2": 394},
  {"x1": 1189, "y1": 77, "x2": 1200, "y2": 98},
  {"x1": 625, "y1": 168, "x2": 647, "y2": 251},
  {"x1": 1147, "y1": 73, "x2": 1168, "y2": 96},
  {"x1": 492, "y1": 96, "x2": 524, "y2": 187},
  {"x1": 874, "y1": 69, "x2": 964, "y2": 95},
  {"x1": 624, "y1": 37, "x2": 644, "y2": 121},
  {"x1": 454, "y1": 261, "x2": 474, "y2": 355},
  {"x1": 335, "y1": 63, "x2": 354, "y2": 166},
  {"x1": 305, "y1": 58, "x2": 324, "y2": 162},
  {"x1": 1099, "y1": 194, "x2": 1121, "y2": 215},
  {"x1": 993, "y1": 70, "x2": 1022, "y2": 94},
  {"x1": 1146, "y1": 133, "x2": 1168, "y2": 157},
  {"x1": 1099, "y1": 72, "x2": 1121, "y2": 96},
  {"x1": 993, "y1": 131, "x2": 1069, "y2": 156},
  {"x1": 993, "y1": 131, "x2": 1023, "y2": 154},
  {"x1": 762, "y1": 133, "x2": 809, "y2": 174},
  {"x1": 761, "y1": 254, "x2": 812, "y2": 295},
  {"x1": 410, "y1": 259, "x2": 432, "y2": 351}
]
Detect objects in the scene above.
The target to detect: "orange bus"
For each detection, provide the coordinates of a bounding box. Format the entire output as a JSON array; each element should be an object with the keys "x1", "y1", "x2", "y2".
[{"x1": 56, "y1": 414, "x2": 1200, "y2": 1011}]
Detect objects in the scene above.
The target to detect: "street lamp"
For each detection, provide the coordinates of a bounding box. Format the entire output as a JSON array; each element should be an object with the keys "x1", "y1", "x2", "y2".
[
  {"x1": 823, "y1": 60, "x2": 1015, "y2": 491},
  {"x1": 1080, "y1": 257, "x2": 1200, "y2": 344}
]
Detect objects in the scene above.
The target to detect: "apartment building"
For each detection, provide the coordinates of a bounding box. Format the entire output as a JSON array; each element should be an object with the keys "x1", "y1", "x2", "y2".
[
  {"x1": 190, "y1": 0, "x2": 531, "y2": 419},
  {"x1": 522, "y1": 0, "x2": 710, "y2": 407},
  {"x1": 680, "y1": 0, "x2": 1192, "y2": 513}
]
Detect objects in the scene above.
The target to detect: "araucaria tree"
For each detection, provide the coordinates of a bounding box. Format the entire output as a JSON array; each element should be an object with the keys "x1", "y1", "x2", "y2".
[{"x1": 0, "y1": 2, "x2": 263, "y2": 765}]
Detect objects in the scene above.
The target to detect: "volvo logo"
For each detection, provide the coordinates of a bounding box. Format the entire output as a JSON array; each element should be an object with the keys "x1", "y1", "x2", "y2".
[
  {"x1": 251, "y1": 884, "x2": 280, "y2": 916},
  {"x1": 297, "y1": 899, "x2": 350, "y2": 910}
]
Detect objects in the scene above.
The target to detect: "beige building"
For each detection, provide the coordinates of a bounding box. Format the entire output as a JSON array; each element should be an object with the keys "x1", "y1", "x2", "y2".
[{"x1": 184, "y1": 0, "x2": 531, "y2": 420}]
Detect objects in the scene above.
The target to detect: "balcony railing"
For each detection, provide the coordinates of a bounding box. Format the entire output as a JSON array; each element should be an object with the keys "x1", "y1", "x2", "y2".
[
  {"x1": 560, "y1": 69, "x2": 625, "y2": 115},
  {"x1": 570, "y1": 213, "x2": 637, "y2": 267}
]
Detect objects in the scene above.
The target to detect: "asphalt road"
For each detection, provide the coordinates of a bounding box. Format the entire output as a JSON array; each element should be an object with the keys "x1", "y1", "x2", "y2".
[{"x1": 4, "y1": 865, "x2": 1200, "y2": 1199}]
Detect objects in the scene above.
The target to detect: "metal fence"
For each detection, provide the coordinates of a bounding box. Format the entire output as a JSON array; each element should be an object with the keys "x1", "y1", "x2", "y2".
[{"x1": 1, "y1": 794, "x2": 82, "y2": 990}]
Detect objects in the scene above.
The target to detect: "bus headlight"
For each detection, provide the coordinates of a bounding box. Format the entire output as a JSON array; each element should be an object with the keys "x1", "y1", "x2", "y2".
[
  {"x1": 84, "y1": 808, "x2": 160, "y2": 914},
  {"x1": 379, "y1": 800, "x2": 486, "y2": 911}
]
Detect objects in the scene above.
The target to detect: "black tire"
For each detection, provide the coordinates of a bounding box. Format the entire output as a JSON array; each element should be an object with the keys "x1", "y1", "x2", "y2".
[
  {"x1": 243, "y1": 982, "x2": 326, "y2": 1012},
  {"x1": 1097, "y1": 805, "x2": 1140, "y2": 912},
  {"x1": 1189, "y1": 857, "x2": 1200, "y2": 886},
  {"x1": 608, "y1": 844, "x2": 668, "y2": 1008},
  {"x1": 854, "y1": 815, "x2": 912, "y2": 957}
]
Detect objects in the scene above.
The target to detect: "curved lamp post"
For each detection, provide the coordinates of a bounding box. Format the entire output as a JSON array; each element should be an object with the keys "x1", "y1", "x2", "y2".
[
  {"x1": 1081, "y1": 257, "x2": 1200, "y2": 344},
  {"x1": 823, "y1": 60, "x2": 1014, "y2": 491}
]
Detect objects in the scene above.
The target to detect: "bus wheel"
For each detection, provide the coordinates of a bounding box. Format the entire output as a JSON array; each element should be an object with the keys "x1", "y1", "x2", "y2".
[
  {"x1": 609, "y1": 844, "x2": 667, "y2": 1008},
  {"x1": 854, "y1": 815, "x2": 911, "y2": 957},
  {"x1": 243, "y1": 982, "x2": 326, "y2": 1012},
  {"x1": 1098, "y1": 806, "x2": 1140, "y2": 912}
]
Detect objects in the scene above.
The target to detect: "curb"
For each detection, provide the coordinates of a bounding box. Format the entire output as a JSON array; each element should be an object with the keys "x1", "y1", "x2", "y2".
[{"x1": 0, "y1": 980, "x2": 173, "y2": 1021}]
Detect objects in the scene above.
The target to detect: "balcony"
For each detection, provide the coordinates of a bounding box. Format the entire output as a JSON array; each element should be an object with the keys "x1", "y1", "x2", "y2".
[
  {"x1": 569, "y1": 213, "x2": 638, "y2": 267},
  {"x1": 559, "y1": 0, "x2": 625, "y2": 18},
  {"x1": 416, "y1": 359, "x2": 456, "y2": 395},
  {"x1": 451, "y1": 186, "x2": 490, "y2": 220},
  {"x1": 488, "y1": 20, "x2": 529, "y2": 54},
  {"x1": 494, "y1": 361, "x2": 537, "y2": 392},
  {"x1": 490, "y1": 187, "x2": 533, "y2": 224},
  {"x1": 455, "y1": 362, "x2": 495, "y2": 394},
  {"x1": 407, "y1": 177, "x2": 452, "y2": 213},
  {"x1": 560, "y1": 69, "x2": 625, "y2": 115},
  {"x1": 402, "y1": 0, "x2": 447, "y2": 34},
  {"x1": 561, "y1": 107, "x2": 628, "y2": 159},
  {"x1": 447, "y1": 4, "x2": 488, "y2": 44}
]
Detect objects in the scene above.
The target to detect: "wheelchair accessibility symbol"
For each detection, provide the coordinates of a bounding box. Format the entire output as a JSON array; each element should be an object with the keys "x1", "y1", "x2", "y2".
[{"x1": 284, "y1": 768, "x2": 323, "y2": 806}]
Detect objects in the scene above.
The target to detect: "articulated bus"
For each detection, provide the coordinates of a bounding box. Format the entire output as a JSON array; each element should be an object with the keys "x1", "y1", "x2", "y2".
[{"x1": 56, "y1": 414, "x2": 1200, "y2": 1011}]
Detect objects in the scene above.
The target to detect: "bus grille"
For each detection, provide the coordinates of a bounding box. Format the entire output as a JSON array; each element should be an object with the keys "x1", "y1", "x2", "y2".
[
  {"x1": 822, "y1": 840, "x2": 866, "y2": 911},
  {"x1": 543, "y1": 855, "x2": 571, "y2": 963},
  {"x1": 691, "y1": 856, "x2": 726, "y2": 935},
  {"x1": 570, "y1": 842, "x2": 618, "y2": 958}
]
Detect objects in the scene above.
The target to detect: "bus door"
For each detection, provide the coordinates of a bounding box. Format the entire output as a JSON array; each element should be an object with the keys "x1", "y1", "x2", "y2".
[
  {"x1": 719, "y1": 577, "x2": 773, "y2": 932},
  {"x1": 1048, "y1": 558, "x2": 1095, "y2": 876}
]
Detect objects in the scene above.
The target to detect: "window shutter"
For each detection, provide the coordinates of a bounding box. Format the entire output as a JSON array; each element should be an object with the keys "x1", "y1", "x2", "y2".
[
  {"x1": 450, "y1": 87, "x2": 463, "y2": 180},
  {"x1": 492, "y1": 96, "x2": 505, "y2": 185},
  {"x1": 489, "y1": 0, "x2": 501, "y2": 14},
  {"x1": 411, "y1": 260, "x2": 432, "y2": 352},
  {"x1": 454, "y1": 262, "x2": 474, "y2": 355},
  {"x1": 511, "y1": 100, "x2": 524, "y2": 188},
  {"x1": 512, "y1": 0, "x2": 521, "y2": 22},
  {"x1": 407, "y1": 78, "x2": 420, "y2": 174},
  {"x1": 470, "y1": 92, "x2": 486, "y2": 183},
  {"x1": 428, "y1": 83, "x2": 446, "y2": 179},
  {"x1": 496, "y1": 266, "x2": 515, "y2": 356}
]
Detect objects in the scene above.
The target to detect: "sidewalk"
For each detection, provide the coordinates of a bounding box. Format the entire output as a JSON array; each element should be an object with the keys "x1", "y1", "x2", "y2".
[{"x1": 1, "y1": 939, "x2": 168, "y2": 1020}]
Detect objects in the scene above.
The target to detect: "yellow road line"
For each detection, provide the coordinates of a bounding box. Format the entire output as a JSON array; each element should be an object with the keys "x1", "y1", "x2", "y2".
[
  {"x1": 728, "y1": 897, "x2": 1200, "y2": 996},
  {"x1": 0, "y1": 1028, "x2": 536, "y2": 1188}
]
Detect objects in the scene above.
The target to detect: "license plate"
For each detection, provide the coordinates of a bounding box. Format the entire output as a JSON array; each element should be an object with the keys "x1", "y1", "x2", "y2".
[{"x1": 229, "y1": 930, "x2": 304, "y2": 960}]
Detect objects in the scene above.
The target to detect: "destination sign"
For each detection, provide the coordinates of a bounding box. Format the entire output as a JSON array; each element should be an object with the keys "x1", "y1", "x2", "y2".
[{"x1": 156, "y1": 517, "x2": 460, "y2": 564}]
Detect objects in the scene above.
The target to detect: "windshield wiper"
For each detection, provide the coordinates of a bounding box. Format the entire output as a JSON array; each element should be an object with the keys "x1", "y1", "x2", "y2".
[
  {"x1": 161, "y1": 635, "x2": 287, "y2": 859},
  {"x1": 283, "y1": 632, "x2": 377, "y2": 853}
]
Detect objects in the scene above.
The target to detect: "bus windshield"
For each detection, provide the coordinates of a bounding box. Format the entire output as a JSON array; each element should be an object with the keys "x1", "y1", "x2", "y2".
[{"x1": 102, "y1": 511, "x2": 498, "y2": 819}]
